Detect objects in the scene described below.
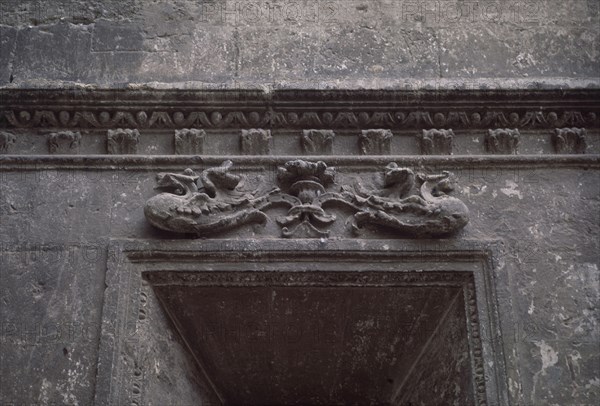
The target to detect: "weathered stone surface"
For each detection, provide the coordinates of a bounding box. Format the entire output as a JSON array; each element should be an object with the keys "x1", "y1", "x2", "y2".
[
  {"x1": 0, "y1": 0, "x2": 598, "y2": 89},
  {"x1": 0, "y1": 0, "x2": 599, "y2": 404}
]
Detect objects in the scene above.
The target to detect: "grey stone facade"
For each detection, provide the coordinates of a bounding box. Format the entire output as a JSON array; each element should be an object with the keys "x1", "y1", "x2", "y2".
[{"x1": 0, "y1": 1, "x2": 599, "y2": 405}]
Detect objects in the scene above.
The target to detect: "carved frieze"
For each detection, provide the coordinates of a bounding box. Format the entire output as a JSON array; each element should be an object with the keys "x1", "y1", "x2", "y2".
[
  {"x1": 302, "y1": 129, "x2": 335, "y2": 154},
  {"x1": 240, "y1": 129, "x2": 272, "y2": 155},
  {"x1": 359, "y1": 129, "x2": 393, "y2": 155},
  {"x1": 485, "y1": 129, "x2": 520, "y2": 154},
  {"x1": 4, "y1": 109, "x2": 598, "y2": 130},
  {"x1": 47, "y1": 131, "x2": 82, "y2": 154},
  {"x1": 419, "y1": 129, "x2": 454, "y2": 155},
  {"x1": 0, "y1": 131, "x2": 16, "y2": 153},
  {"x1": 1, "y1": 90, "x2": 597, "y2": 158},
  {"x1": 553, "y1": 128, "x2": 587, "y2": 154},
  {"x1": 175, "y1": 129, "x2": 205, "y2": 155},
  {"x1": 107, "y1": 129, "x2": 139, "y2": 154},
  {"x1": 144, "y1": 160, "x2": 469, "y2": 238}
]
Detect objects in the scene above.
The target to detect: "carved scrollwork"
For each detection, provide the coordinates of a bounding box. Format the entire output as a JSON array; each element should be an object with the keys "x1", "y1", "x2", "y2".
[
  {"x1": 275, "y1": 160, "x2": 337, "y2": 238},
  {"x1": 144, "y1": 160, "x2": 469, "y2": 238}
]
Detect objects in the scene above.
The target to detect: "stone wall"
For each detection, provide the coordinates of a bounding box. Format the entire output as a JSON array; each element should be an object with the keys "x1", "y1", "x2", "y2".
[
  {"x1": 0, "y1": 0, "x2": 598, "y2": 89},
  {"x1": 0, "y1": 1, "x2": 599, "y2": 405}
]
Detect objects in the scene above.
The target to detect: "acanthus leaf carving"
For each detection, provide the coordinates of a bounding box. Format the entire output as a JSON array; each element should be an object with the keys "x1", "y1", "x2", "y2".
[
  {"x1": 302, "y1": 129, "x2": 335, "y2": 154},
  {"x1": 359, "y1": 129, "x2": 393, "y2": 155},
  {"x1": 144, "y1": 160, "x2": 470, "y2": 238},
  {"x1": 174, "y1": 129, "x2": 205, "y2": 155},
  {"x1": 240, "y1": 129, "x2": 272, "y2": 155},
  {"x1": 107, "y1": 129, "x2": 139, "y2": 154},
  {"x1": 485, "y1": 129, "x2": 520, "y2": 154},
  {"x1": 47, "y1": 131, "x2": 82, "y2": 154},
  {"x1": 419, "y1": 129, "x2": 454, "y2": 155},
  {"x1": 553, "y1": 128, "x2": 587, "y2": 154}
]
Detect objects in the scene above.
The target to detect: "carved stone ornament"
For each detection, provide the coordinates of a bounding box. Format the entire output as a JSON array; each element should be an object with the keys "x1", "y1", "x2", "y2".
[
  {"x1": 240, "y1": 128, "x2": 272, "y2": 155},
  {"x1": 107, "y1": 128, "x2": 140, "y2": 154},
  {"x1": 175, "y1": 128, "x2": 205, "y2": 155},
  {"x1": 302, "y1": 129, "x2": 335, "y2": 154},
  {"x1": 485, "y1": 128, "x2": 520, "y2": 154},
  {"x1": 144, "y1": 160, "x2": 469, "y2": 238},
  {"x1": 553, "y1": 127, "x2": 587, "y2": 154},
  {"x1": 47, "y1": 130, "x2": 82, "y2": 154},
  {"x1": 359, "y1": 129, "x2": 393, "y2": 155},
  {"x1": 419, "y1": 129, "x2": 454, "y2": 155},
  {"x1": 0, "y1": 131, "x2": 16, "y2": 153}
]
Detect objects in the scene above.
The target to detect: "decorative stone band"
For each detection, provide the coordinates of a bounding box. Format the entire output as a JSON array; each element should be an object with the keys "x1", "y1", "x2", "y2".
[
  {"x1": 0, "y1": 127, "x2": 595, "y2": 156},
  {"x1": 2, "y1": 89, "x2": 598, "y2": 130},
  {"x1": 143, "y1": 159, "x2": 471, "y2": 239},
  {"x1": 1, "y1": 89, "x2": 598, "y2": 156}
]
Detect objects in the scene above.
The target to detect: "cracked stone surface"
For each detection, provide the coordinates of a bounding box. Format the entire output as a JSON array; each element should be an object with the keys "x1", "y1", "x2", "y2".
[{"x1": 0, "y1": 0, "x2": 598, "y2": 89}]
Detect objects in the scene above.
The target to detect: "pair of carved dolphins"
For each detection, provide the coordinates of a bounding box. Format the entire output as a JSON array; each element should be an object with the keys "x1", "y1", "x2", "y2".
[{"x1": 144, "y1": 160, "x2": 469, "y2": 238}]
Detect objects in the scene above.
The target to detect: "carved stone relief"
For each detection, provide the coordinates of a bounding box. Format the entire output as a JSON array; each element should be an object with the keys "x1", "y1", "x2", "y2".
[
  {"x1": 0, "y1": 131, "x2": 16, "y2": 153},
  {"x1": 5, "y1": 109, "x2": 597, "y2": 130},
  {"x1": 175, "y1": 129, "x2": 205, "y2": 155},
  {"x1": 240, "y1": 129, "x2": 272, "y2": 155},
  {"x1": 359, "y1": 129, "x2": 393, "y2": 155},
  {"x1": 47, "y1": 131, "x2": 82, "y2": 154},
  {"x1": 553, "y1": 128, "x2": 587, "y2": 154},
  {"x1": 419, "y1": 129, "x2": 454, "y2": 155},
  {"x1": 107, "y1": 129, "x2": 140, "y2": 154},
  {"x1": 144, "y1": 160, "x2": 469, "y2": 238},
  {"x1": 301, "y1": 129, "x2": 335, "y2": 154},
  {"x1": 1, "y1": 90, "x2": 598, "y2": 157},
  {"x1": 485, "y1": 129, "x2": 520, "y2": 154}
]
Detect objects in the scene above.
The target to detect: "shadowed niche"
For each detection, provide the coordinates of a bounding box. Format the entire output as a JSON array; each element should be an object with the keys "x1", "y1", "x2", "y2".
[{"x1": 145, "y1": 271, "x2": 475, "y2": 405}]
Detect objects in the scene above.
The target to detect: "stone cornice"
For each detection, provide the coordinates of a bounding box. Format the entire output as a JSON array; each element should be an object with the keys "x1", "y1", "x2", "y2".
[
  {"x1": 1, "y1": 89, "x2": 598, "y2": 157},
  {"x1": 1, "y1": 89, "x2": 599, "y2": 130}
]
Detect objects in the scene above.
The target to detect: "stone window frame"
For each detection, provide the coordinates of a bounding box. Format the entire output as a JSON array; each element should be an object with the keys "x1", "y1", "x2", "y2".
[{"x1": 95, "y1": 238, "x2": 509, "y2": 406}]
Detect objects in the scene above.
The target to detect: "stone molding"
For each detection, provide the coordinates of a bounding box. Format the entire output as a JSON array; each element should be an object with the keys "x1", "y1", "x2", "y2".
[
  {"x1": 2, "y1": 89, "x2": 598, "y2": 130},
  {"x1": 1, "y1": 154, "x2": 597, "y2": 171},
  {"x1": 0, "y1": 89, "x2": 598, "y2": 157},
  {"x1": 95, "y1": 239, "x2": 509, "y2": 406}
]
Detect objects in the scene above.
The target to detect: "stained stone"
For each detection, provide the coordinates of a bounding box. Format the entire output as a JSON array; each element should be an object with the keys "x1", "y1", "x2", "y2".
[{"x1": 0, "y1": 1, "x2": 599, "y2": 405}]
